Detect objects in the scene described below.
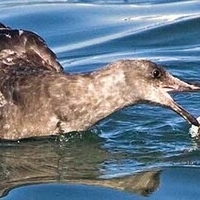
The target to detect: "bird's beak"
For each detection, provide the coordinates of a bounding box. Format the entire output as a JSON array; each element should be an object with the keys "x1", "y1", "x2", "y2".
[{"x1": 151, "y1": 73, "x2": 200, "y2": 126}]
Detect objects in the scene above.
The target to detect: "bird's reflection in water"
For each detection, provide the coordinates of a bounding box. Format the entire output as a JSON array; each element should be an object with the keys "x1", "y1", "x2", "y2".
[{"x1": 0, "y1": 131, "x2": 160, "y2": 197}]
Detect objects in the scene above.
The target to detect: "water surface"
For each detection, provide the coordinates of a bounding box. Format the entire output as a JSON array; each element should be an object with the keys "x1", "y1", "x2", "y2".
[{"x1": 0, "y1": 0, "x2": 200, "y2": 199}]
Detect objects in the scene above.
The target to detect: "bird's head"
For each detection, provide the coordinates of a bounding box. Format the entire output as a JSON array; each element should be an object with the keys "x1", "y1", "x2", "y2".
[{"x1": 121, "y1": 60, "x2": 200, "y2": 126}]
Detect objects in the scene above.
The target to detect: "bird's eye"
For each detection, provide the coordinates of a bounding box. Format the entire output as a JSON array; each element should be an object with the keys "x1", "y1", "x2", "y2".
[{"x1": 152, "y1": 69, "x2": 161, "y2": 79}]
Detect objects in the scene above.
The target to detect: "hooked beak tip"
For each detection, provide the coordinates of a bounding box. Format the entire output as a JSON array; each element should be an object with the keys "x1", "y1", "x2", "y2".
[
  {"x1": 189, "y1": 117, "x2": 199, "y2": 127},
  {"x1": 180, "y1": 83, "x2": 200, "y2": 91}
]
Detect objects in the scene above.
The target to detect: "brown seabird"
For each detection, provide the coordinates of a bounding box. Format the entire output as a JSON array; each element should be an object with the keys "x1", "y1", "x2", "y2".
[{"x1": 0, "y1": 23, "x2": 199, "y2": 140}]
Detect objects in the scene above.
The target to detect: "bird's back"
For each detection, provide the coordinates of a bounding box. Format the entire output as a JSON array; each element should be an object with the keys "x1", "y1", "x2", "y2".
[
  {"x1": 0, "y1": 23, "x2": 64, "y2": 107},
  {"x1": 0, "y1": 23, "x2": 63, "y2": 74}
]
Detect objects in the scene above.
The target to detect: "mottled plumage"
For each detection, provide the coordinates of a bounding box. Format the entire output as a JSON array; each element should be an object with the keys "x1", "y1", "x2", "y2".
[
  {"x1": 0, "y1": 23, "x2": 63, "y2": 72},
  {"x1": 0, "y1": 23, "x2": 199, "y2": 140}
]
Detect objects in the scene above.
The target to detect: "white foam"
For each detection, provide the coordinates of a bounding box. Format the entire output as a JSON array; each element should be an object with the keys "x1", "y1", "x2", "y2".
[{"x1": 189, "y1": 116, "x2": 200, "y2": 138}]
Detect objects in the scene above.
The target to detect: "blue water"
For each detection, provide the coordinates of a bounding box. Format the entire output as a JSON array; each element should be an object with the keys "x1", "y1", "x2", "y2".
[{"x1": 0, "y1": 0, "x2": 200, "y2": 199}]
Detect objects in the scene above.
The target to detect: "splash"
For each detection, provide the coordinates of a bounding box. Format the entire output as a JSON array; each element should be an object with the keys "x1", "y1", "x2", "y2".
[{"x1": 189, "y1": 117, "x2": 200, "y2": 138}]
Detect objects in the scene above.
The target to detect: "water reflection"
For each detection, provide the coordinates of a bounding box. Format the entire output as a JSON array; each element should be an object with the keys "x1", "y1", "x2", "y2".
[{"x1": 0, "y1": 132, "x2": 160, "y2": 197}]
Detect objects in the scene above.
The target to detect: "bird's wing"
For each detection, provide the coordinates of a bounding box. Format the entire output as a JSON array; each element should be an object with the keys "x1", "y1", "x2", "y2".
[{"x1": 0, "y1": 23, "x2": 63, "y2": 73}]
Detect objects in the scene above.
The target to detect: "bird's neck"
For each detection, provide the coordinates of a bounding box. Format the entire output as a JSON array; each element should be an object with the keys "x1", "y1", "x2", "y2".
[
  {"x1": 64, "y1": 67, "x2": 139, "y2": 129},
  {"x1": 89, "y1": 67, "x2": 133, "y2": 112}
]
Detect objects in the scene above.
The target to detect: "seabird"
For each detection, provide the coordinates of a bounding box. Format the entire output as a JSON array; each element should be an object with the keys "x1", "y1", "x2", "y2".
[{"x1": 0, "y1": 23, "x2": 199, "y2": 140}]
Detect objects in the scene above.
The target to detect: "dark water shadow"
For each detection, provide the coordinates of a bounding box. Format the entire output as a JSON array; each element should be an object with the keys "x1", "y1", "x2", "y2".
[{"x1": 0, "y1": 131, "x2": 160, "y2": 198}]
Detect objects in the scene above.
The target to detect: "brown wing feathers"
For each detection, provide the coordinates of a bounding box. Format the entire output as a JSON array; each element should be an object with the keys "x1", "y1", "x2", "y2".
[{"x1": 0, "y1": 23, "x2": 63, "y2": 73}]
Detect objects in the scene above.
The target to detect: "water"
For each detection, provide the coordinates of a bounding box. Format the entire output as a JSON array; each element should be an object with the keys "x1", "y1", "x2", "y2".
[{"x1": 0, "y1": 0, "x2": 200, "y2": 199}]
